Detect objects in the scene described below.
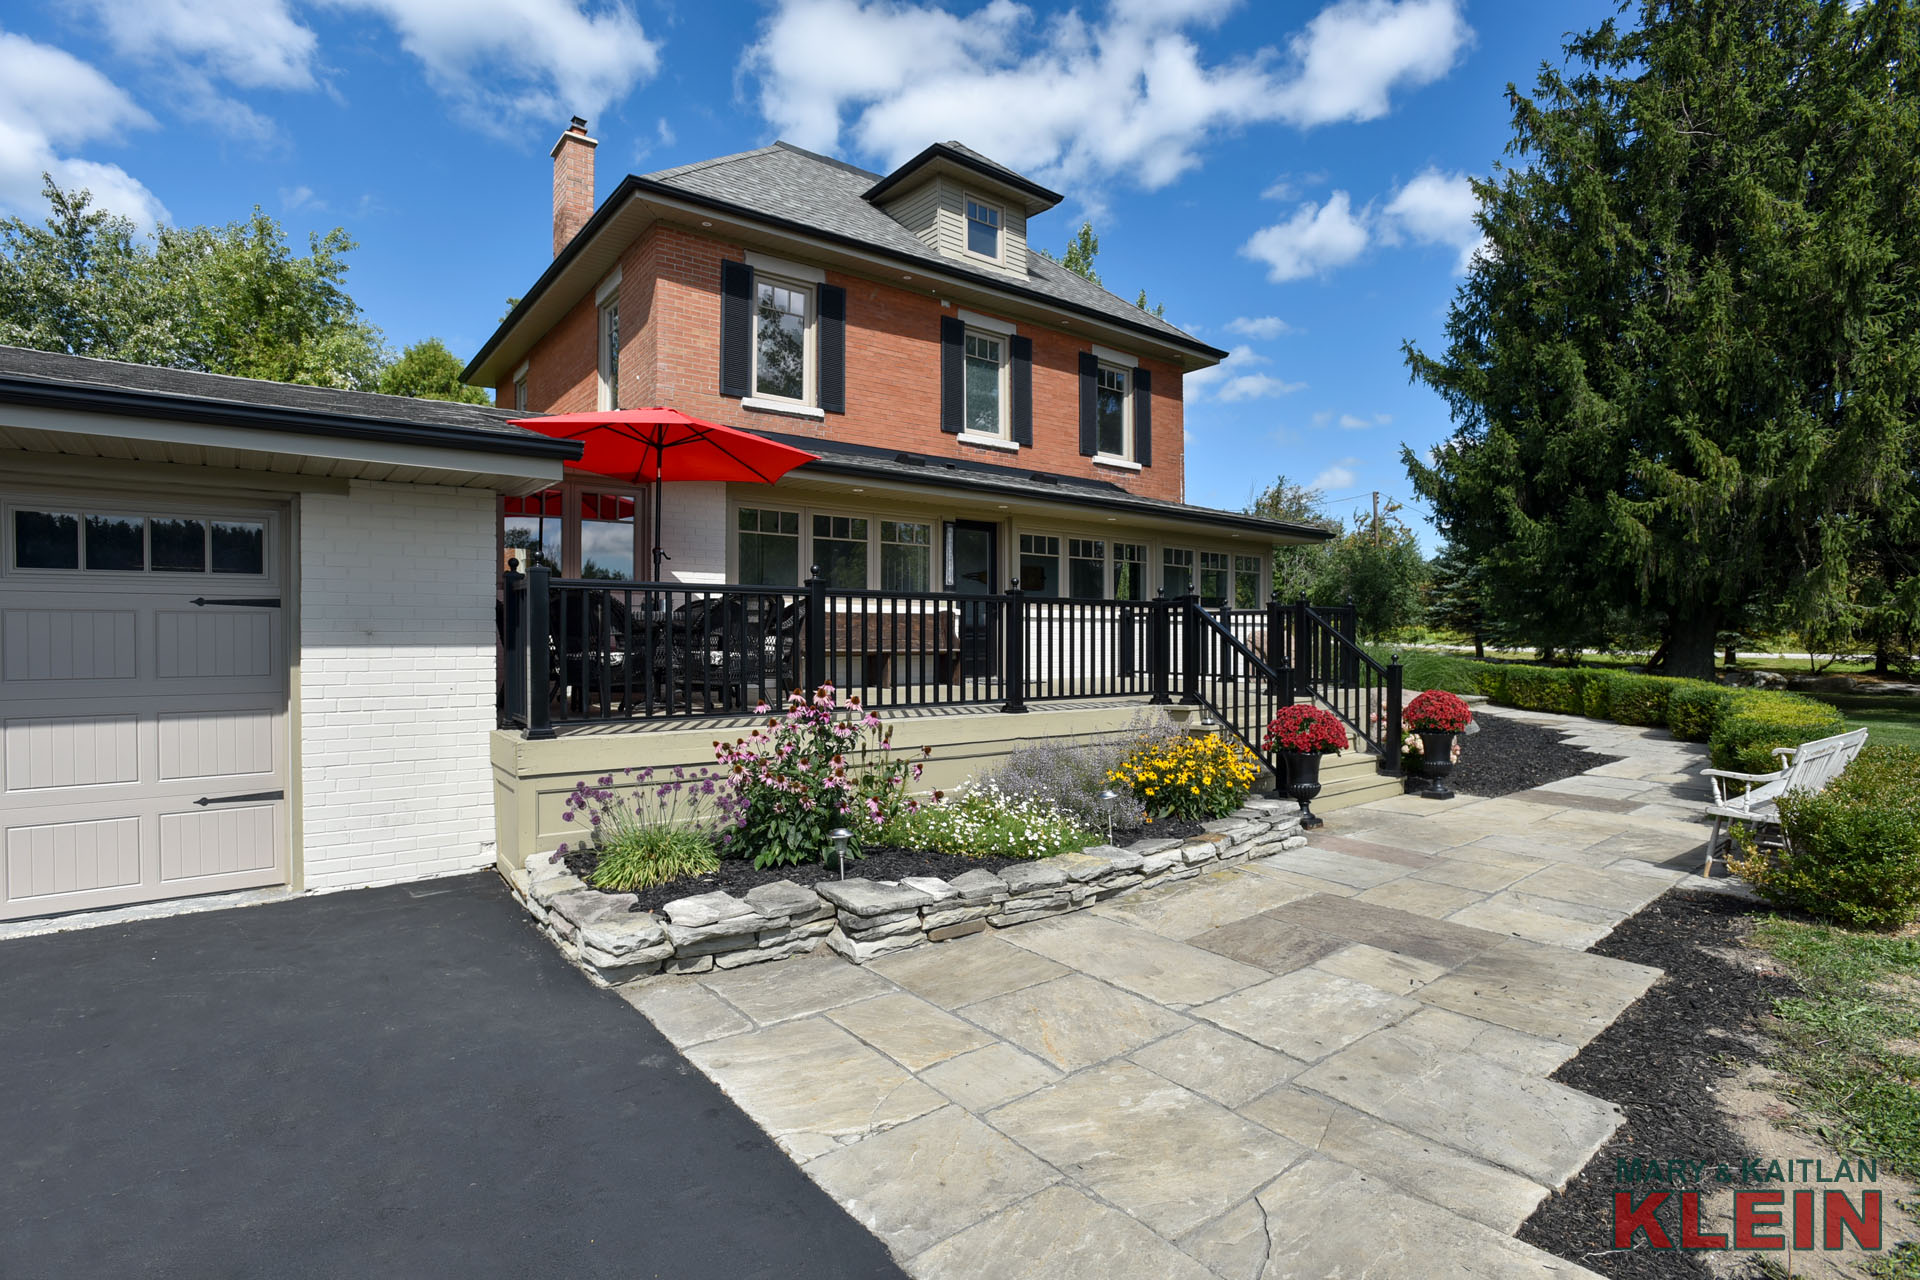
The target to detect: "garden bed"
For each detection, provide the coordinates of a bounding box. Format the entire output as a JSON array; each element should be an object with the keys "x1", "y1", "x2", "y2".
[
  {"x1": 1445, "y1": 713, "x2": 1625, "y2": 798},
  {"x1": 507, "y1": 800, "x2": 1308, "y2": 982},
  {"x1": 1516, "y1": 888, "x2": 1796, "y2": 1278},
  {"x1": 561, "y1": 845, "x2": 1039, "y2": 916}
]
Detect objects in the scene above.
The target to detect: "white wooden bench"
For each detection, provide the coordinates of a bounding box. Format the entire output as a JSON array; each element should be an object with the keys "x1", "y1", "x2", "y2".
[{"x1": 1700, "y1": 728, "x2": 1869, "y2": 874}]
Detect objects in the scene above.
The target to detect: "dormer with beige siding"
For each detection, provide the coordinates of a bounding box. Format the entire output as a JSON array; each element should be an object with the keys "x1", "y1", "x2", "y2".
[{"x1": 866, "y1": 142, "x2": 1058, "y2": 283}]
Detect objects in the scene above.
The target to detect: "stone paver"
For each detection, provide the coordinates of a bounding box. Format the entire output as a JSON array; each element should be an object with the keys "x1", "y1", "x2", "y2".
[
  {"x1": 617, "y1": 706, "x2": 1704, "y2": 1280},
  {"x1": 963, "y1": 973, "x2": 1190, "y2": 1071},
  {"x1": 806, "y1": 1106, "x2": 1058, "y2": 1258},
  {"x1": 988, "y1": 1061, "x2": 1303, "y2": 1238}
]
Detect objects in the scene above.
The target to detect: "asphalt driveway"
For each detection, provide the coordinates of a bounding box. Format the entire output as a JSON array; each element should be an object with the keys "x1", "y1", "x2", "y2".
[{"x1": 0, "y1": 873, "x2": 905, "y2": 1279}]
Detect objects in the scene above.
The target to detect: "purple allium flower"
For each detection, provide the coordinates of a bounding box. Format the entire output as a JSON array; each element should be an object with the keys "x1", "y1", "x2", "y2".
[{"x1": 561, "y1": 811, "x2": 574, "y2": 822}]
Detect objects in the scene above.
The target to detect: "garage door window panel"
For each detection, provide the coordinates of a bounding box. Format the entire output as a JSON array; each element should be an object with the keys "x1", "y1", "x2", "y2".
[
  {"x1": 151, "y1": 519, "x2": 208, "y2": 573},
  {"x1": 13, "y1": 511, "x2": 79, "y2": 569}
]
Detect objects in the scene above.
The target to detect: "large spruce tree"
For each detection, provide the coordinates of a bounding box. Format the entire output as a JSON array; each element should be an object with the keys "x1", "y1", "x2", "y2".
[{"x1": 1403, "y1": 0, "x2": 1920, "y2": 679}]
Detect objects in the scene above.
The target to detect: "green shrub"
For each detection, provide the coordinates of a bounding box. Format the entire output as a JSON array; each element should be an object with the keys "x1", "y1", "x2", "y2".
[
  {"x1": 1396, "y1": 652, "x2": 1479, "y2": 695},
  {"x1": 1579, "y1": 670, "x2": 1616, "y2": 720},
  {"x1": 1607, "y1": 674, "x2": 1674, "y2": 727},
  {"x1": 1667, "y1": 683, "x2": 1733, "y2": 741},
  {"x1": 1468, "y1": 662, "x2": 1510, "y2": 702},
  {"x1": 1502, "y1": 666, "x2": 1581, "y2": 713},
  {"x1": 1734, "y1": 746, "x2": 1920, "y2": 930},
  {"x1": 1710, "y1": 690, "x2": 1850, "y2": 773}
]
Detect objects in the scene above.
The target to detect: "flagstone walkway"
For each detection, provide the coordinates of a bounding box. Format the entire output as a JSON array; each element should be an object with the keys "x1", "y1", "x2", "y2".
[{"x1": 622, "y1": 709, "x2": 1716, "y2": 1279}]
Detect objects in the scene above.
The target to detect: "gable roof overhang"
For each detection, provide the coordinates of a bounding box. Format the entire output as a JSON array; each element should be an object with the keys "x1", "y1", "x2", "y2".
[
  {"x1": 0, "y1": 348, "x2": 581, "y2": 494},
  {"x1": 861, "y1": 142, "x2": 1064, "y2": 215},
  {"x1": 464, "y1": 176, "x2": 1230, "y2": 388}
]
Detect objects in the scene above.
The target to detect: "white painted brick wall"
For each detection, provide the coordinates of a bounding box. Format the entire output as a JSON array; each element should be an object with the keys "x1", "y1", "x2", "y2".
[
  {"x1": 658, "y1": 480, "x2": 726, "y2": 584},
  {"x1": 298, "y1": 481, "x2": 497, "y2": 891}
]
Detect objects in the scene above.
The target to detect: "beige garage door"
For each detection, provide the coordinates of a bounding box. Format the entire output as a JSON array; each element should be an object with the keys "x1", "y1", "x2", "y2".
[{"x1": 1, "y1": 496, "x2": 289, "y2": 920}]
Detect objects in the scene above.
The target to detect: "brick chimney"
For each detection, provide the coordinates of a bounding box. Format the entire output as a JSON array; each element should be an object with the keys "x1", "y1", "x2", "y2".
[{"x1": 550, "y1": 116, "x2": 597, "y2": 257}]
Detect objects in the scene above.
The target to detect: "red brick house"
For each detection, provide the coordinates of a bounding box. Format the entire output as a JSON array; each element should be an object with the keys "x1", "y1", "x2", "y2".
[{"x1": 464, "y1": 119, "x2": 1323, "y2": 607}]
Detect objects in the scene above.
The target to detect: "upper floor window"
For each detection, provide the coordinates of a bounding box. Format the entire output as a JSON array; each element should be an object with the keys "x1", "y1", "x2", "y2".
[
  {"x1": 754, "y1": 278, "x2": 812, "y2": 403},
  {"x1": 1095, "y1": 364, "x2": 1131, "y2": 458},
  {"x1": 965, "y1": 198, "x2": 1001, "y2": 259},
  {"x1": 513, "y1": 375, "x2": 528, "y2": 412},
  {"x1": 964, "y1": 331, "x2": 1007, "y2": 436},
  {"x1": 597, "y1": 299, "x2": 620, "y2": 411}
]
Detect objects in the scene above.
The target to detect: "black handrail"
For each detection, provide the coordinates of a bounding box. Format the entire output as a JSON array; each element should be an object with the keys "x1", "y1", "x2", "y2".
[
  {"x1": 1291, "y1": 597, "x2": 1402, "y2": 773},
  {"x1": 1179, "y1": 600, "x2": 1292, "y2": 783}
]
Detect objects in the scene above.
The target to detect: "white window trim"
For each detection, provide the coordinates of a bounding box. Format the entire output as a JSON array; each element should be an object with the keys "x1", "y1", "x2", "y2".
[
  {"x1": 962, "y1": 326, "x2": 1012, "y2": 441},
  {"x1": 958, "y1": 431, "x2": 1018, "y2": 452},
  {"x1": 742, "y1": 397, "x2": 825, "y2": 421},
  {"x1": 1090, "y1": 344, "x2": 1138, "y2": 369},
  {"x1": 745, "y1": 251, "x2": 826, "y2": 285},
  {"x1": 1092, "y1": 455, "x2": 1141, "y2": 472},
  {"x1": 749, "y1": 272, "x2": 817, "y2": 409},
  {"x1": 512, "y1": 359, "x2": 530, "y2": 382},
  {"x1": 957, "y1": 308, "x2": 1017, "y2": 336},
  {"x1": 596, "y1": 296, "x2": 619, "y2": 411},
  {"x1": 594, "y1": 267, "x2": 622, "y2": 306},
  {"x1": 962, "y1": 193, "x2": 1005, "y2": 266}
]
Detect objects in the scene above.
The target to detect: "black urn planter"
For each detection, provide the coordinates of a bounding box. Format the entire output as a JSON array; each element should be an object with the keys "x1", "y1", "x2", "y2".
[
  {"x1": 1281, "y1": 751, "x2": 1326, "y2": 829},
  {"x1": 1416, "y1": 730, "x2": 1457, "y2": 800}
]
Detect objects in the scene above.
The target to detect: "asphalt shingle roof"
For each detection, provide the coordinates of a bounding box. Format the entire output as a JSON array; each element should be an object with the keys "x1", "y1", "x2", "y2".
[
  {"x1": 0, "y1": 345, "x2": 577, "y2": 457},
  {"x1": 637, "y1": 143, "x2": 1214, "y2": 355}
]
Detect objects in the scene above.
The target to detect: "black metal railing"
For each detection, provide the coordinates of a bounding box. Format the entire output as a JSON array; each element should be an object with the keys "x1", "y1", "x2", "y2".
[
  {"x1": 1289, "y1": 597, "x2": 1402, "y2": 769},
  {"x1": 1181, "y1": 601, "x2": 1293, "y2": 781},
  {"x1": 499, "y1": 567, "x2": 1400, "y2": 769}
]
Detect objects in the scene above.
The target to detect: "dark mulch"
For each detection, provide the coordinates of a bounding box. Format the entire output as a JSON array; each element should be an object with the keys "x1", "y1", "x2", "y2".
[
  {"x1": 1446, "y1": 712, "x2": 1625, "y2": 798},
  {"x1": 563, "y1": 844, "x2": 1041, "y2": 915},
  {"x1": 1517, "y1": 889, "x2": 1800, "y2": 1279}
]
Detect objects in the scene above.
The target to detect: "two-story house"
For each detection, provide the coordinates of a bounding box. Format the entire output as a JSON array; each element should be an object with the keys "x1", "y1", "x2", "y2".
[{"x1": 464, "y1": 120, "x2": 1323, "y2": 611}]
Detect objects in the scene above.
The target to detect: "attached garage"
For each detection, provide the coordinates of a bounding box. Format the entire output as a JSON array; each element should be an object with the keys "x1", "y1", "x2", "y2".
[{"x1": 0, "y1": 346, "x2": 578, "y2": 922}]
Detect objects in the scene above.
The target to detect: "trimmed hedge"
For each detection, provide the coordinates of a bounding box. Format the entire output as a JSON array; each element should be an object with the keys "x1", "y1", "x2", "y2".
[
  {"x1": 1735, "y1": 745, "x2": 1920, "y2": 929},
  {"x1": 1388, "y1": 653, "x2": 1849, "y2": 771},
  {"x1": 1711, "y1": 691, "x2": 1850, "y2": 775}
]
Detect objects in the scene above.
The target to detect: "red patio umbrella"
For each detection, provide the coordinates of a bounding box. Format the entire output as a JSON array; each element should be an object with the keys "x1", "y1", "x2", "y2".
[{"x1": 511, "y1": 408, "x2": 819, "y2": 580}]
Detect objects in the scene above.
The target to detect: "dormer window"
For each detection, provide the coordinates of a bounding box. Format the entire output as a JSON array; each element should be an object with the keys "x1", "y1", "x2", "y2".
[{"x1": 965, "y1": 198, "x2": 1001, "y2": 260}]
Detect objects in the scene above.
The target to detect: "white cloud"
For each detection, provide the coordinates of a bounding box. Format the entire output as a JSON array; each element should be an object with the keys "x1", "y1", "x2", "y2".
[
  {"x1": 78, "y1": 0, "x2": 318, "y2": 90},
  {"x1": 1241, "y1": 190, "x2": 1370, "y2": 281},
  {"x1": 1381, "y1": 165, "x2": 1484, "y2": 272},
  {"x1": 279, "y1": 184, "x2": 323, "y2": 212},
  {"x1": 1338, "y1": 413, "x2": 1371, "y2": 428},
  {"x1": 1225, "y1": 315, "x2": 1294, "y2": 339},
  {"x1": 323, "y1": 0, "x2": 662, "y2": 129},
  {"x1": 1311, "y1": 460, "x2": 1359, "y2": 491},
  {"x1": 1271, "y1": 0, "x2": 1470, "y2": 127},
  {"x1": 1185, "y1": 344, "x2": 1304, "y2": 402},
  {"x1": 0, "y1": 31, "x2": 166, "y2": 225},
  {"x1": 746, "y1": 0, "x2": 1469, "y2": 194}
]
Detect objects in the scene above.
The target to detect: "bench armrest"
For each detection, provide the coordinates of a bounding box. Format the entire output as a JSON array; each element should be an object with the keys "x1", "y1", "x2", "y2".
[{"x1": 1700, "y1": 766, "x2": 1786, "y2": 804}]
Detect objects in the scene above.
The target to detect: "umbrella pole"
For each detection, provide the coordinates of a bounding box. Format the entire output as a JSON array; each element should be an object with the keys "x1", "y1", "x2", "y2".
[{"x1": 651, "y1": 438, "x2": 665, "y2": 582}]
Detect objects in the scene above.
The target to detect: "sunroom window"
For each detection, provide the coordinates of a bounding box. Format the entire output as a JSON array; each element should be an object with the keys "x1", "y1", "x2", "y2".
[
  {"x1": 881, "y1": 520, "x2": 932, "y2": 592},
  {"x1": 1018, "y1": 533, "x2": 1060, "y2": 596},
  {"x1": 738, "y1": 507, "x2": 800, "y2": 586},
  {"x1": 1112, "y1": 542, "x2": 1147, "y2": 601},
  {"x1": 1067, "y1": 539, "x2": 1104, "y2": 600},
  {"x1": 813, "y1": 514, "x2": 869, "y2": 589},
  {"x1": 1163, "y1": 547, "x2": 1195, "y2": 598},
  {"x1": 1234, "y1": 554, "x2": 1264, "y2": 607},
  {"x1": 1200, "y1": 551, "x2": 1231, "y2": 607}
]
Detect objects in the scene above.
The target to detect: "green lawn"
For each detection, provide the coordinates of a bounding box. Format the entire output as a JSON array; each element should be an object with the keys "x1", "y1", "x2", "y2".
[
  {"x1": 1749, "y1": 919, "x2": 1920, "y2": 1180},
  {"x1": 1804, "y1": 693, "x2": 1920, "y2": 752}
]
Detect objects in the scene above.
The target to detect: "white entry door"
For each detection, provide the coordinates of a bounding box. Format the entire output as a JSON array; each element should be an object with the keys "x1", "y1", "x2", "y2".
[{"x1": 0, "y1": 495, "x2": 290, "y2": 920}]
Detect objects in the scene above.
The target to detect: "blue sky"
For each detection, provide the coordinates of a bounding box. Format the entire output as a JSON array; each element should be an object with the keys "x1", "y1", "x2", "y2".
[{"x1": 0, "y1": 0, "x2": 1618, "y2": 545}]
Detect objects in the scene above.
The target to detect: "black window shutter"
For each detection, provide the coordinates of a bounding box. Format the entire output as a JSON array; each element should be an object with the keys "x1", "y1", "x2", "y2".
[
  {"x1": 1077, "y1": 351, "x2": 1098, "y2": 456},
  {"x1": 1010, "y1": 335, "x2": 1033, "y2": 447},
  {"x1": 818, "y1": 283, "x2": 846, "y2": 414},
  {"x1": 719, "y1": 260, "x2": 754, "y2": 398},
  {"x1": 939, "y1": 316, "x2": 964, "y2": 434},
  {"x1": 1134, "y1": 366, "x2": 1153, "y2": 467}
]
